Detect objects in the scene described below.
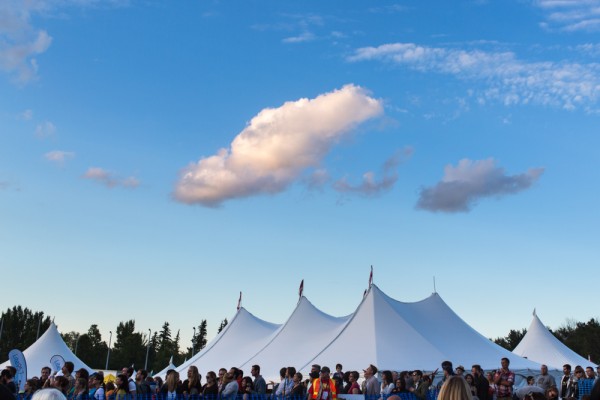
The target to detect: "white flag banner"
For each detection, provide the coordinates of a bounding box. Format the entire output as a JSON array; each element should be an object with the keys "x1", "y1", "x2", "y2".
[
  {"x1": 8, "y1": 349, "x2": 27, "y2": 392},
  {"x1": 50, "y1": 354, "x2": 65, "y2": 374}
]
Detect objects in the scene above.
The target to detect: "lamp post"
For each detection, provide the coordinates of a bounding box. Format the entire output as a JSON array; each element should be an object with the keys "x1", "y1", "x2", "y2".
[
  {"x1": 144, "y1": 329, "x2": 151, "y2": 370},
  {"x1": 105, "y1": 331, "x2": 112, "y2": 370},
  {"x1": 74, "y1": 334, "x2": 81, "y2": 355},
  {"x1": 192, "y1": 327, "x2": 196, "y2": 357}
]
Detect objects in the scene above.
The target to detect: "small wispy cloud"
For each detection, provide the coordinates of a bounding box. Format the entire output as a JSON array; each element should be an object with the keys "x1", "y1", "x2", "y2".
[
  {"x1": 35, "y1": 121, "x2": 56, "y2": 138},
  {"x1": 173, "y1": 84, "x2": 384, "y2": 207},
  {"x1": 535, "y1": 0, "x2": 600, "y2": 32},
  {"x1": 282, "y1": 32, "x2": 316, "y2": 44},
  {"x1": 44, "y1": 150, "x2": 74, "y2": 166},
  {"x1": 416, "y1": 158, "x2": 544, "y2": 213},
  {"x1": 333, "y1": 147, "x2": 413, "y2": 197},
  {"x1": 17, "y1": 109, "x2": 33, "y2": 120},
  {"x1": 82, "y1": 167, "x2": 140, "y2": 188},
  {"x1": 348, "y1": 42, "x2": 600, "y2": 110}
]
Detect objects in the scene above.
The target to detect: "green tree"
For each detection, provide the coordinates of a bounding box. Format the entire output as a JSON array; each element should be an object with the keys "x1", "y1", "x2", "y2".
[
  {"x1": 493, "y1": 328, "x2": 527, "y2": 351},
  {"x1": 555, "y1": 318, "x2": 600, "y2": 362},
  {"x1": 153, "y1": 322, "x2": 174, "y2": 371},
  {"x1": 217, "y1": 318, "x2": 228, "y2": 334},
  {"x1": 109, "y1": 320, "x2": 145, "y2": 370},
  {"x1": 76, "y1": 325, "x2": 109, "y2": 368},
  {"x1": 0, "y1": 307, "x2": 51, "y2": 361}
]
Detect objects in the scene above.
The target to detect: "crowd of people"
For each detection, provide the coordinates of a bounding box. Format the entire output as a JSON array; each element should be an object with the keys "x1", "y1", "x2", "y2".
[{"x1": 2, "y1": 358, "x2": 600, "y2": 400}]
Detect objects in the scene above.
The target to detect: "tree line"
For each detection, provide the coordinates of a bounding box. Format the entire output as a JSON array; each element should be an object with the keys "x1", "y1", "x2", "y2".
[{"x1": 0, "y1": 306, "x2": 228, "y2": 373}]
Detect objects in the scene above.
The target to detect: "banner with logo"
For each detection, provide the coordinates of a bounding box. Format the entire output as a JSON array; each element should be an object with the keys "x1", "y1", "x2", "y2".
[
  {"x1": 8, "y1": 349, "x2": 27, "y2": 392},
  {"x1": 50, "y1": 354, "x2": 65, "y2": 374}
]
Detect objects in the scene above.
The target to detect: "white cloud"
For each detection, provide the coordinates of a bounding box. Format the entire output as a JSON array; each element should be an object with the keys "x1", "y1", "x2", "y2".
[
  {"x1": 416, "y1": 158, "x2": 544, "y2": 213},
  {"x1": 44, "y1": 150, "x2": 74, "y2": 165},
  {"x1": 333, "y1": 147, "x2": 413, "y2": 196},
  {"x1": 173, "y1": 84, "x2": 384, "y2": 207},
  {"x1": 35, "y1": 121, "x2": 56, "y2": 138},
  {"x1": 534, "y1": 0, "x2": 600, "y2": 31},
  {"x1": 348, "y1": 42, "x2": 600, "y2": 110},
  {"x1": 82, "y1": 167, "x2": 140, "y2": 188},
  {"x1": 282, "y1": 32, "x2": 316, "y2": 44},
  {"x1": 18, "y1": 109, "x2": 33, "y2": 120}
]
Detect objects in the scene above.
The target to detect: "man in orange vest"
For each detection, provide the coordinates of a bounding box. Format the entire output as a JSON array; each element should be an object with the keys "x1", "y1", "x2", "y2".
[{"x1": 308, "y1": 366, "x2": 337, "y2": 400}]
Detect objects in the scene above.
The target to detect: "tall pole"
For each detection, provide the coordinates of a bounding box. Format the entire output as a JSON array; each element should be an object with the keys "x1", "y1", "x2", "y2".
[
  {"x1": 192, "y1": 327, "x2": 196, "y2": 357},
  {"x1": 74, "y1": 334, "x2": 80, "y2": 355},
  {"x1": 36, "y1": 314, "x2": 42, "y2": 340},
  {"x1": 144, "y1": 329, "x2": 151, "y2": 370},
  {"x1": 105, "y1": 331, "x2": 112, "y2": 370},
  {"x1": 0, "y1": 317, "x2": 4, "y2": 342}
]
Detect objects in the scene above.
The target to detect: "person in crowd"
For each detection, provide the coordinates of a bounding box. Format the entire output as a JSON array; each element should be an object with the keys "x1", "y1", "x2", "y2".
[
  {"x1": 586, "y1": 368, "x2": 597, "y2": 381},
  {"x1": 570, "y1": 366, "x2": 587, "y2": 400},
  {"x1": 391, "y1": 375, "x2": 408, "y2": 395},
  {"x1": 291, "y1": 372, "x2": 305, "y2": 398},
  {"x1": 437, "y1": 375, "x2": 473, "y2": 400},
  {"x1": 72, "y1": 378, "x2": 89, "y2": 400},
  {"x1": 251, "y1": 365, "x2": 266, "y2": 396},
  {"x1": 364, "y1": 364, "x2": 380, "y2": 397},
  {"x1": 52, "y1": 377, "x2": 70, "y2": 397},
  {"x1": 121, "y1": 368, "x2": 136, "y2": 400},
  {"x1": 104, "y1": 382, "x2": 116, "y2": 400},
  {"x1": 32, "y1": 389, "x2": 68, "y2": 400},
  {"x1": 241, "y1": 376, "x2": 254, "y2": 400},
  {"x1": 284, "y1": 368, "x2": 297, "y2": 398},
  {"x1": 220, "y1": 372, "x2": 238, "y2": 400},
  {"x1": 24, "y1": 379, "x2": 40, "y2": 399},
  {"x1": 578, "y1": 367, "x2": 596, "y2": 399},
  {"x1": 346, "y1": 372, "x2": 361, "y2": 395},
  {"x1": 229, "y1": 368, "x2": 243, "y2": 395},
  {"x1": 546, "y1": 386, "x2": 560, "y2": 400},
  {"x1": 332, "y1": 365, "x2": 344, "y2": 396},
  {"x1": 455, "y1": 366, "x2": 465, "y2": 378},
  {"x1": 561, "y1": 364, "x2": 574, "y2": 400},
  {"x1": 135, "y1": 370, "x2": 152, "y2": 398},
  {"x1": 438, "y1": 361, "x2": 455, "y2": 390},
  {"x1": 90, "y1": 374, "x2": 104, "y2": 400},
  {"x1": 114, "y1": 374, "x2": 130, "y2": 400},
  {"x1": 494, "y1": 358, "x2": 515, "y2": 400},
  {"x1": 307, "y1": 366, "x2": 336, "y2": 400},
  {"x1": 515, "y1": 377, "x2": 544, "y2": 400},
  {"x1": 40, "y1": 368, "x2": 52, "y2": 389},
  {"x1": 471, "y1": 365, "x2": 489, "y2": 400},
  {"x1": 465, "y1": 374, "x2": 479, "y2": 399},
  {"x1": 536, "y1": 366, "x2": 557, "y2": 393},
  {"x1": 217, "y1": 369, "x2": 227, "y2": 392},
  {"x1": 309, "y1": 366, "x2": 321, "y2": 384},
  {"x1": 61, "y1": 363, "x2": 75, "y2": 393},
  {"x1": 381, "y1": 371, "x2": 395, "y2": 397},
  {"x1": 271, "y1": 367, "x2": 287, "y2": 398},
  {"x1": 182, "y1": 366, "x2": 202, "y2": 396},
  {"x1": 410, "y1": 370, "x2": 430, "y2": 400},
  {"x1": 153, "y1": 377, "x2": 163, "y2": 394},
  {"x1": 163, "y1": 370, "x2": 182, "y2": 400},
  {"x1": 486, "y1": 372, "x2": 497, "y2": 400},
  {"x1": 202, "y1": 371, "x2": 218, "y2": 397}
]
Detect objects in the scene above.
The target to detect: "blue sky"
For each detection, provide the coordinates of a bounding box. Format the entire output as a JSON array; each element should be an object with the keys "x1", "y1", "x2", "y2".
[{"x1": 1, "y1": 0, "x2": 599, "y2": 353}]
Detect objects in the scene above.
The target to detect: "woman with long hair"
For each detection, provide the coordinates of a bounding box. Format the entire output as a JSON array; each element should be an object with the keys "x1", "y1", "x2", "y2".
[
  {"x1": 73, "y1": 378, "x2": 89, "y2": 400},
  {"x1": 438, "y1": 376, "x2": 473, "y2": 400},
  {"x1": 241, "y1": 377, "x2": 254, "y2": 400},
  {"x1": 346, "y1": 372, "x2": 361, "y2": 395},
  {"x1": 114, "y1": 374, "x2": 130, "y2": 400},
  {"x1": 161, "y1": 371, "x2": 182, "y2": 400},
  {"x1": 183, "y1": 366, "x2": 202, "y2": 396},
  {"x1": 381, "y1": 371, "x2": 395, "y2": 397}
]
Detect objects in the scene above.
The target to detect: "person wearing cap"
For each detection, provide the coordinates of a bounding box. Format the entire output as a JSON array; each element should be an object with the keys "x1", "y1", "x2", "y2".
[
  {"x1": 494, "y1": 358, "x2": 515, "y2": 400},
  {"x1": 455, "y1": 366, "x2": 465, "y2": 377},
  {"x1": 308, "y1": 366, "x2": 337, "y2": 400},
  {"x1": 363, "y1": 364, "x2": 380, "y2": 397},
  {"x1": 536, "y1": 365, "x2": 556, "y2": 392}
]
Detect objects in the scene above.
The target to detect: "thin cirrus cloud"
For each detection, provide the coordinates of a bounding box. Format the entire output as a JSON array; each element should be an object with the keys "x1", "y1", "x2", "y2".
[
  {"x1": 173, "y1": 84, "x2": 384, "y2": 207},
  {"x1": 534, "y1": 0, "x2": 600, "y2": 32},
  {"x1": 35, "y1": 121, "x2": 56, "y2": 138},
  {"x1": 333, "y1": 147, "x2": 413, "y2": 197},
  {"x1": 348, "y1": 42, "x2": 600, "y2": 110},
  {"x1": 416, "y1": 158, "x2": 544, "y2": 213},
  {"x1": 82, "y1": 167, "x2": 140, "y2": 189}
]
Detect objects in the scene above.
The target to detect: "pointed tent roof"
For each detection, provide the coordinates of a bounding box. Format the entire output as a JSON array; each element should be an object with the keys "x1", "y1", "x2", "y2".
[
  {"x1": 153, "y1": 356, "x2": 177, "y2": 380},
  {"x1": 239, "y1": 296, "x2": 351, "y2": 382},
  {"x1": 176, "y1": 307, "x2": 281, "y2": 374},
  {"x1": 0, "y1": 322, "x2": 94, "y2": 378},
  {"x1": 512, "y1": 310, "x2": 597, "y2": 370},
  {"x1": 303, "y1": 285, "x2": 541, "y2": 373}
]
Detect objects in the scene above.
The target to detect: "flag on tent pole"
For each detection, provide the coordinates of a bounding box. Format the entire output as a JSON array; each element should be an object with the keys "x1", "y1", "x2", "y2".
[
  {"x1": 299, "y1": 279, "x2": 304, "y2": 299},
  {"x1": 368, "y1": 265, "x2": 373, "y2": 286},
  {"x1": 363, "y1": 289, "x2": 367, "y2": 298},
  {"x1": 237, "y1": 291, "x2": 242, "y2": 310}
]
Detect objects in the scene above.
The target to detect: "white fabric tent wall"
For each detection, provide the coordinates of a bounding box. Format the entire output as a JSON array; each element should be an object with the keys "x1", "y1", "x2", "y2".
[
  {"x1": 303, "y1": 285, "x2": 542, "y2": 374},
  {"x1": 239, "y1": 296, "x2": 351, "y2": 382},
  {"x1": 176, "y1": 307, "x2": 281, "y2": 376},
  {"x1": 153, "y1": 357, "x2": 177, "y2": 381},
  {"x1": 513, "y1": 310, "x2": 597, "y2": 370},
  {"x1": 0, "y1": 322, "x2": 94, "y2": 378}
]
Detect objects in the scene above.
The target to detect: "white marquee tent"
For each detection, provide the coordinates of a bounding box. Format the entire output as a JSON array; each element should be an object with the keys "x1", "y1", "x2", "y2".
[
  {"x1": 512, "y1": 310, "x2": 597, "y2": 370},
  {"x1": 176, "y1": 284, "x2": 542, "y2": 381},
  {"x1": 153, "y1": 356, "x2": 177, "y2": 380},
  {"x1": 0, "y1": 322, "x2": 94, "y2": 379}
]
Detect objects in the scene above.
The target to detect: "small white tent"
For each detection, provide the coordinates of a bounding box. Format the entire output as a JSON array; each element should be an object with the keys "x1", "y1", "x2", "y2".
[
  {"x1": 176, "y1": 307, "x2": 281, "y2": 375},
  {"x1": 512, "y1": 310, "x2": 597, "y2": 370},
  {"x1": 153, "y1": 356, "x2": 177, "y2": 380},
  {"x1": 239, "y1": 296, "x2": 351, "y2": 382},
  {"x1": 0, "y1": 322, "x2": 94, "y2": 378}
]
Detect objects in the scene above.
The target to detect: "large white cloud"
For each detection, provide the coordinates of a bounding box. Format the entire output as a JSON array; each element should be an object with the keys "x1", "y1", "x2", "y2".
[
  {"x1": 173, "y1": 84, "x2": 384, "y2": 206},
  {"x1": 348, "y1": 42, "x2": 600, "y2": 110},
  {"x1": 416, "y1": 158, "x2": 544, "y2": 213}
]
